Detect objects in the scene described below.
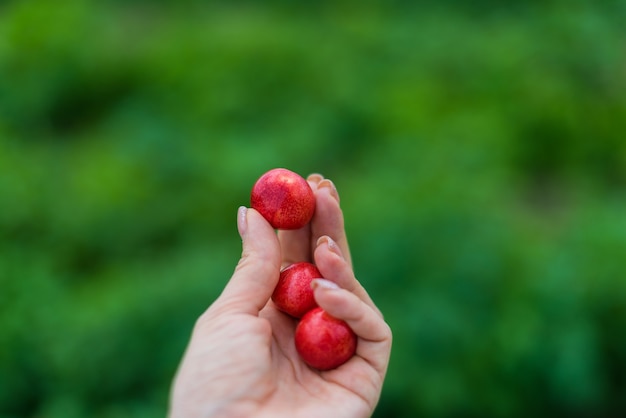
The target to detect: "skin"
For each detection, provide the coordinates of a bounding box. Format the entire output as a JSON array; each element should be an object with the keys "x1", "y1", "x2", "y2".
[{"x1": 169, "y1": 174, "x2": 392, "y2": 418}]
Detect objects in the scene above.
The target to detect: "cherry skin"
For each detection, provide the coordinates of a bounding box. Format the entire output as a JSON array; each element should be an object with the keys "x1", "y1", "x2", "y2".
[
  {"x1": 250, "y1": 168, "x2": 315, "y2": 230},
  {"x1": 295, "y1": 307, "x2": 357, "y2": 371},
  {"x1": 272, "y1": 262, "x2": 321, "y2": 318}
]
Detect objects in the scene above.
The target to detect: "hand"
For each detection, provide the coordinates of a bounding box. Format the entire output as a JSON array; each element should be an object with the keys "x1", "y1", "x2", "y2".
[{"x1": 169, "y1": 174, "x2": 392, "y2": 418}]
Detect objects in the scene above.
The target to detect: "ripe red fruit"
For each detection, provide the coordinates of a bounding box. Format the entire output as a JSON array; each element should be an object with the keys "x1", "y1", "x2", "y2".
[
  {"x1": 295, "y1": 307, "x2": 357, "y2": 370},
  {"x1": 272, "y1": 262, "x2": 321, "y2": 318},
  {"x1": 250, "y1": 168, "x2": 315, "y2": 230}
]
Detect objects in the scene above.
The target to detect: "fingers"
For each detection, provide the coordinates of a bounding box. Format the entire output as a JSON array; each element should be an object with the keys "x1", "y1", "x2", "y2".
[
  {"x1": 314, "y1": 235, "x2": 381, "y2": 317},
  {"x1": 217, "y1": 207, "x2": 282, "y2": 315},
  {"x1": 277, "y1": 175, "x2": 320, "y2": 267},
  {"x1": 278, "y1": 224, "x2": 311, "y2": 268},
  {"x1": 278, "y1": 173, "x2": 352, "y2": 268},
  {"x1": 312, "y1": 279, "x2": 392, "y2": 375},
  {"x1": 309, "y1": 177, "x2": 352, "y2": 267}
]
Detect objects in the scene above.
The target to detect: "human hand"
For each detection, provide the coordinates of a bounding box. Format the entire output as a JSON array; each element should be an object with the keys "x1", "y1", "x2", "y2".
[{"x1": 169, "y1": 174, "x2": 392, "y2": 418}]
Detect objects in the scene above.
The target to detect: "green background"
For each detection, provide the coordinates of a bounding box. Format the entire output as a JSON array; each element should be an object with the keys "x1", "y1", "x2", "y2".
[{"x1": 2, "y1": 1, "x2": 626, "y2": 417}]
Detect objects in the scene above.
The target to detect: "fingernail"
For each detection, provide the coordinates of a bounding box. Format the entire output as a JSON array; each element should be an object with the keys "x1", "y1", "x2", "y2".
[
  {"x1": 307, "y1": 173, "x2": 324, "y2": 185},
  {"x1": 237, "y1": 206, "x2": 248, "y2": 238},
  {"x1": 317, "y1": 179, "x2": 339, "y2": 202},
  {"x1": 317, "y1": 235, "x2": 344, "y2": 259},
  {"x1": 311, "y1": 278, "x2": 340, "y2": 290}
]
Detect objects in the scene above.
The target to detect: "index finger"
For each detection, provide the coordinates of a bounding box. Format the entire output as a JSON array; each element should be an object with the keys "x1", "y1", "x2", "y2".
[{"x1": 309, "y1": 176, "x2": 352, "y2": 268}]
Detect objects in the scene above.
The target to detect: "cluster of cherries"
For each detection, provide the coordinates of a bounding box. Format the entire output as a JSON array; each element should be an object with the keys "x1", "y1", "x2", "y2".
[{"x1": 250, "y1": 168, "x2": 357, "y2": 371}]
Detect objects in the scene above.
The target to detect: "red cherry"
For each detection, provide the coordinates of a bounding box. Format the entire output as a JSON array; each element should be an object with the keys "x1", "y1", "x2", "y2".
[
  {"x1": 272, "y1": 262, "x2": 321, "y2": 318},
  {"x1": 295, "y1": 307, "x2": 357, "y2": 370},
  {"x1": 250, "y1": 168, "x2": 315, "y2": 230}
]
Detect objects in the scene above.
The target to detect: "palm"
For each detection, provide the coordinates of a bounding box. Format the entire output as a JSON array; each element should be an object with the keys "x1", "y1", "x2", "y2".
[{"x1": 249, "y1": 304, "x2": 376, "y2": 418}]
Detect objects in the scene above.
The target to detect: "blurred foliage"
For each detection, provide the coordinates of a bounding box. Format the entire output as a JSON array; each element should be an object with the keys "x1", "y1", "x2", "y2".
[{"x1": 1, "y1": 0, "x2": 626, "y2": 417}]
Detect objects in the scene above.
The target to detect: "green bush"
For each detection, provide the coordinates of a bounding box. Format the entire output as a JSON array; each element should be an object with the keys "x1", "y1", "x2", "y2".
[{"x1": 1, "y1": 1, "x2": 626, "y2": 416}]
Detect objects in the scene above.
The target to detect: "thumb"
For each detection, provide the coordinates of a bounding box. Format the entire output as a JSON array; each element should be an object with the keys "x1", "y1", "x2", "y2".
[{"x1": 217, "y1": 207, "x2": 281, "y2": 315}]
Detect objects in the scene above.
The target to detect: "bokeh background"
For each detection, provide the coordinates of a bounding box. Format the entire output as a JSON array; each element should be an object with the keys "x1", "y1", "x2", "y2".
[{"x1": 2, "y1": 0, "x2": 626, "y2": 417}]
